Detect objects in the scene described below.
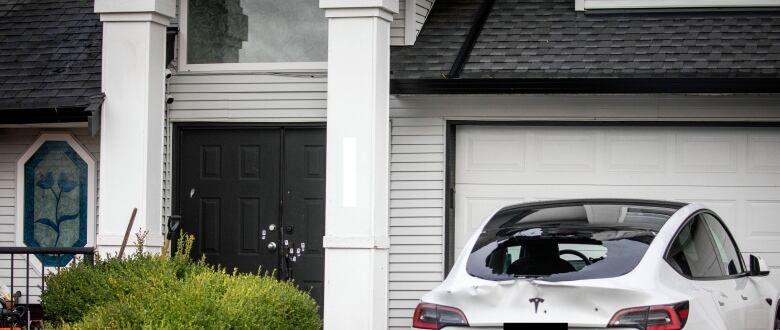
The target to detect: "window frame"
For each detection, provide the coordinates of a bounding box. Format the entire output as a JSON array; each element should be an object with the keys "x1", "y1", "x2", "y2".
[
  {"x1": 15, "y1": 133, "x2": 97, "y2": 273},
  {"x1": 178, "y1": 0, "x2": 328, "y2": 72},
  {"x1": 700, "y1": 212, "x2": 748, "y2": 276},
  {"x1": 664, "y1": 209, "x2": 749, "y2": 281}
]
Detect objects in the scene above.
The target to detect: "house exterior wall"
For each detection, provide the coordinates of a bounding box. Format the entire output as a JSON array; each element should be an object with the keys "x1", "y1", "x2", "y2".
[
  {"x1": 390, "y1": 0, "x2": 435, "y2": 46},
  {"x1": 166, "y1": 72, "x2": 327, "y2": 122},
  {"x1": 385, "y1": 93, "x2": 780, "y2": 329},
  {"x1": 0, "y1": 127, "x2": 99, "y2": 302},
  {"x1": 414, "y1": 0, "x2": 434, "y2": 40},
  {"x1": 391, "y1": 0, "x2": 407, "y2": 45}
]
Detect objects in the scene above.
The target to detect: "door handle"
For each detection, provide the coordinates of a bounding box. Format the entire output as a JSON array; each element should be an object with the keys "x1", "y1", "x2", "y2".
[
  {"x1": 267, "y1": 242, "x2": 277, "y2": 252},
  {"x1": 740, "y1": 295, "x2": 748, "y2": 301},
  {"x1": 718, "y1": 300, "x2": 725, "y2": 306}
]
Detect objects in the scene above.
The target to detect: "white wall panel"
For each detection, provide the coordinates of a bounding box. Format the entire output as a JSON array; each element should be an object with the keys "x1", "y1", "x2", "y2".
[
  {"x1": 388, "y1": 117, "x2": 444, "y2": 330},
  {"x1": 167, "y1": 72, "x2": 327, "y2": 122}
]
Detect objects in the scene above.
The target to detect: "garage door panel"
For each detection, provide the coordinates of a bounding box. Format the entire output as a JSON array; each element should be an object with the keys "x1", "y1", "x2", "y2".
[
  {"x1": 748, "y1": 134, "x2": 780, "y2": 173},
  {"x1": 456, "y1": 126, "x2": 780, "y2": 187},
  {"x1": 743, "y1": 200, "x2": 780, "y2": 252}
]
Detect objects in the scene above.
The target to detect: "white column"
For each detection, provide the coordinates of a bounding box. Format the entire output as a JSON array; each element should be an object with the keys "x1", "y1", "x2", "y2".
[
  {"x1": 319, "y1": 1, "x2": 397, "y2": 329},
  {"x1": 94, "y1": 0, "x2": 174, "y2": 255}
]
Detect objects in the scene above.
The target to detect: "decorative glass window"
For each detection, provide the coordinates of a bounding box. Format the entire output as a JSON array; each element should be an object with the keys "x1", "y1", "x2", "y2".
[
  {"x1": 184, "y1": 0, "x2": 328, "y2": 66},
  {"x1": 16, "y1": 134, "x2": 96, "y2": 267}
]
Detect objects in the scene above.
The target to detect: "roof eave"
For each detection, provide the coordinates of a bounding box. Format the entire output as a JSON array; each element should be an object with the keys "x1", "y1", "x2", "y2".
[{"x1": 0, "y1": 106, "x2": 91, "y2": 124}]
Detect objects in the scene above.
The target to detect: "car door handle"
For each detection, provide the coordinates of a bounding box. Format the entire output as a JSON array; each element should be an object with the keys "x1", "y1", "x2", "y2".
[{"x1": 740, "y1": 295, "x2": 748, "y2": 301}]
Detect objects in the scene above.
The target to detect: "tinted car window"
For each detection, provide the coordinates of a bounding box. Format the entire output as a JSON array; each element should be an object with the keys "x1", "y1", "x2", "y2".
[
  {"x1": 702, "y1": 213, "x2": 745, "y2": 275},
  {"x1": 467, "y1": 203, "x2": 677, "y2": 282},
  {"x1": 666, "y1": 216, "x2": 724, "y2": 278}
]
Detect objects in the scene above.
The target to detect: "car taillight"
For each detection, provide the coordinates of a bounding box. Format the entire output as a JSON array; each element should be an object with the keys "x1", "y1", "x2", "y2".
[
  {"x1": 608, "y1": 301, "x2": 689, "y2": 330},
  {"x1": 412, "y1": 303, "x2": 469, "y2": 329}
]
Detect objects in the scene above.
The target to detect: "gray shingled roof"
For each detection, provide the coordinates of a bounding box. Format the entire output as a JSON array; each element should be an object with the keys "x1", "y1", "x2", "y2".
[
  {"x1": 0, "y1": 0, "x2": 102, "y2": 111},
  {"x1": 391, "y1": 0, "x2": 780, "y2": 79}
]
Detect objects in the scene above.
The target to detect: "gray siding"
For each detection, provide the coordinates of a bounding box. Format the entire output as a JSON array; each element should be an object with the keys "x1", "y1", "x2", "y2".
[
  {"x1": 0, "y1": 128, "x2": 99, "y2": 303},
  {"x1": 167, "y1": 72, "x2": 327, "y2": 122},
  {"x1": 392, "y1": 0, "x2": 436, "y2": 46},
  {"x1": 387, "y1": 116, "x2": 445, "y2": 330},
  {"x1": 391, "y1": 0, "x2": 407, "y2": 46}
]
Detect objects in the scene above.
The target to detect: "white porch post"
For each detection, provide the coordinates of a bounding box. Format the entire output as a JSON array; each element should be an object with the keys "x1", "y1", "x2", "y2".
[
  {"x1": 94, "y1": 0, "x2": 174, "y2": 254},
  {"x1": 319, "y1": 0, "x2": 397, "y2": 329}
]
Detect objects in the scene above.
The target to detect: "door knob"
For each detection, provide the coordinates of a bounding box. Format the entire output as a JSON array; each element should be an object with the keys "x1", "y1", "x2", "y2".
[{"x1": 267, "y1": 242, "x2": 277, "y2": 252}]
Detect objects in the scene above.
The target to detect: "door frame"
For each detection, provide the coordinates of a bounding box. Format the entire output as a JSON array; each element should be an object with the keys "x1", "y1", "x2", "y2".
[{"x1": 170, "y1": 122, "x2": 326, "y2": 258}]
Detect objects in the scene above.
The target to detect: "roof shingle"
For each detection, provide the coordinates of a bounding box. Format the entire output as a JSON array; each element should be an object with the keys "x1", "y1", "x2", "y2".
[
  {"x1": 391, "y1": 0, "x2": 780, "y2": 80},
  {"x1": 0, "y1": 0, "x2": 102, "y2": 110}
]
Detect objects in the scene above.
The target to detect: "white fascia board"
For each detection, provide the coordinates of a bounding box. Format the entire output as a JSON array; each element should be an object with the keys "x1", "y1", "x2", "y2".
[
  {"x1": 404, "y1": 0, "x2": 417, "y2": 45},
  {"x1": 320, "y1": 0, "x2": 399, "y2": 13},
  {"x1": 94, "y1": 0, "x2": 175, "y2": 19},
  {"x1": 582, "y1": 0, "x2": 780, "y2": 10}
]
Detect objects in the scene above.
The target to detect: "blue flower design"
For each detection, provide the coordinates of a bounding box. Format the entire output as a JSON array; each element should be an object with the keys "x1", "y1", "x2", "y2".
[
  {"x1": 36, "y1": 171, "x2": 54, "y2": 189},
  {"x1": 58, "y1": 172, "x2": 77, "y2": 193},
  {"x1": 34, "y1": 171, "x2": 79, "y2": 247}
]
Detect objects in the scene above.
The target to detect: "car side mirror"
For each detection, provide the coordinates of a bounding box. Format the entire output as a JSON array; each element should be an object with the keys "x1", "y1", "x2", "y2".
[{"x1": 749, "y1": 254, "x2": 770, "y2": 276}]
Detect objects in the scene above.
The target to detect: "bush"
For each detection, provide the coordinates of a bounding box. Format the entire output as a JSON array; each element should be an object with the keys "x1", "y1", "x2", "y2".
[{"x1": 41, "y1": 234, "x2": 321, "y2": 330}]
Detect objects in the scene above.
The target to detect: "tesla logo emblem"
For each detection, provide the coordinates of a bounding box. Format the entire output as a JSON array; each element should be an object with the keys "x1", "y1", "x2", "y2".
[{"x1": 529, "y1": 298, "x2": 545, "y2": 313}]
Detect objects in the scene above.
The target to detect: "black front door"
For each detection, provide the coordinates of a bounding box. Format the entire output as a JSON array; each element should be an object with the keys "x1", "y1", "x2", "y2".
[{"x1": 177, "y1": 126, "x2": 325, "y2": 309}]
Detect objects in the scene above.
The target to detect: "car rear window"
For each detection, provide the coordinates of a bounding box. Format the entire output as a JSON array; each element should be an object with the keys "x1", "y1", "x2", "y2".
[{"x1": 466, "y1": 203, "x2": 679, "y2": 282}]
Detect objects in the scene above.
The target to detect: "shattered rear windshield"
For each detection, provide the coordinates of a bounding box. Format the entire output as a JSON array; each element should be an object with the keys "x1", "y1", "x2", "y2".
[{"x1": 466, "y1": 203, "x2": 679, "y2": 282}]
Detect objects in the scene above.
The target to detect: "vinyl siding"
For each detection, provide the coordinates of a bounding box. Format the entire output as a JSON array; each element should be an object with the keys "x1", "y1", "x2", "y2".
[
  {"x1": 391, "y1": 0, "x2": 407, "y2": 46},
  {"x1": 392, "y1": 0, "x2": 436, "y2": 46},
  {"x1": 0, "y1": 128, "x2": 99, "y2": 303},
  {"x1": 387, "y1": 116, "x2": 445, "y2": 330},
  {"x1": 415, "y1": 0, "x2": 435, "y2": 38},
  {"x1": 166, "y1": 72, "x2": 327, "y2": 122}
]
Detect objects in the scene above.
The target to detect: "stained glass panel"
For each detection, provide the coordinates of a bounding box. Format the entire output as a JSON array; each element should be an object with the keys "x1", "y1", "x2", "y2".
[{"x1": 23, "y1": 141, "x2": 88, "y2": 267}]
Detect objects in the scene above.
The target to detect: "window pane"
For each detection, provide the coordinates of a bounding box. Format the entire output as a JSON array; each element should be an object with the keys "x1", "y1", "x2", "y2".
[
  {"x1": 667, "y1": 216, "x2": 724, "y2": 278},
  {"x1": 188, "y1": 0, "x2": 328, "y2": 64},
  {"x1": 702, "y1": 214, "x2": 745, "y2": 275}
]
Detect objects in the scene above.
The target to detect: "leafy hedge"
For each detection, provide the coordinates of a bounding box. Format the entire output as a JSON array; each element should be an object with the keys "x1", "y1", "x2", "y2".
[{"x1": 42, "y1": 234, "x2": 321, "y2": 330}]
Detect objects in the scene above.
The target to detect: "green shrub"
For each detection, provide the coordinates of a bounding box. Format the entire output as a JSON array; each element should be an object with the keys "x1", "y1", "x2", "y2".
[{"x1": 42, "y1": 234, "x2": 321, "y2": 330}]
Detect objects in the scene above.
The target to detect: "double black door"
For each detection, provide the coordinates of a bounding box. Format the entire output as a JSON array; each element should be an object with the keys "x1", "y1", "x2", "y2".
[{"x1": 177, "y1": 126, "x2": 325, "y2": 309}]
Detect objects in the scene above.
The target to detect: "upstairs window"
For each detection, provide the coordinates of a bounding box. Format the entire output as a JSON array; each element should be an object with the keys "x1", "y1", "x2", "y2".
[{"x1": 182, "y1": 0, "x2": 328, "y2": 70}]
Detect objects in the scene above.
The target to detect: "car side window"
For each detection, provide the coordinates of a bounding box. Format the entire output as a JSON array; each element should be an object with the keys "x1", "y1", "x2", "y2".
[
  {"x1": 667, "y1": 215, "x2": 724, "y2": 278},
  {"x1": 701, "y1": 213, "x2": 745, "y2": 276}
]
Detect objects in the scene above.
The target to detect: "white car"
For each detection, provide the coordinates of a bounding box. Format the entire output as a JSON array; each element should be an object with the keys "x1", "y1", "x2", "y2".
[{"x1": 413, "y1": 199, "x2": 779, "y2": 330}]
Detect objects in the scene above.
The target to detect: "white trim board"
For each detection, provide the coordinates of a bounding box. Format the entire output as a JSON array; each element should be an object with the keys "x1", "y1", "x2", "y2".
[{"x1": 177, "y1": 0, "x2": 327, "y2": 72}]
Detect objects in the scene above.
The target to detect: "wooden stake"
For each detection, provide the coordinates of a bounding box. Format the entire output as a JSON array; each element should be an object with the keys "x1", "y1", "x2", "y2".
[{"x1": 118, "y1": 208, "x2": 137, "y2": 258}]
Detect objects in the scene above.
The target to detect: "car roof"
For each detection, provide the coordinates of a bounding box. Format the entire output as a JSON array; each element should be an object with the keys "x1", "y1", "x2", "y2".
[
  {"x1": 485, "y1": 199, "x2": 689, "y2": 232},
  {"x1": 496, "y1": 198, "x2": 688, "y2": 214}
]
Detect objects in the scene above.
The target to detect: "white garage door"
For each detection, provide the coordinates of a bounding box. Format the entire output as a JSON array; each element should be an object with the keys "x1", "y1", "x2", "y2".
[{"x1": 455, "y1": 125, "x2": 780, "y2": 285}]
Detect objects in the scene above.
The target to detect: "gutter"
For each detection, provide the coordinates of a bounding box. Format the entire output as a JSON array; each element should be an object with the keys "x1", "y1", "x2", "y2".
[{"x1": 390, "y1": 77, "x2": 780, "y2": 94}]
